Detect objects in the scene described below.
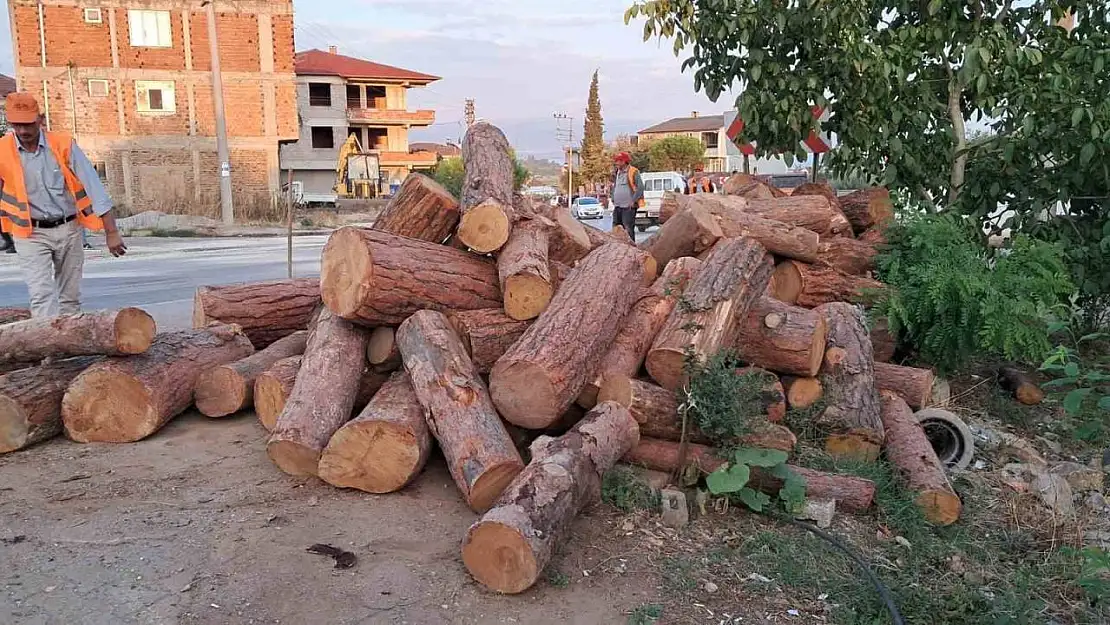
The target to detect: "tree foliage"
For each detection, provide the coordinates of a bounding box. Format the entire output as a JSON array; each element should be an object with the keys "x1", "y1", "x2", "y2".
[
  {"x1": 579, "y1": 71, "x2": 609, "y2": 185},
  {"x1": 433, "y1": 155, "x2": 529, "y2": 201},
  {"x1": 648, "y1": 135, "x2": 704, "y2": 173}
]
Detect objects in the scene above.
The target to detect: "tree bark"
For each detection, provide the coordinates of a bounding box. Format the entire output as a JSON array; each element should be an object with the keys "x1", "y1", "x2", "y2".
[
  {"x1": 193, "y1": 279, "x2": 320, "y2": 349},
  {"x1": 858, "y1": 226, "x2": 888, "y2": 247},
  {"x1": 840, "y1": 187, "x2": 894, "y2": 234},
  {"x1": 194, "y1": 331, "x2": 307, "y2": 418},
  {"x1": 366, "y1": 326, "x2": 402, "y2": 372},
  {"x1": 317, "y1": 371, "x2": 432, "y2": 494},
  {"x1": 674, "y1": 194, "x2": 820, "y2": 262},
  {"x1": 791, "y1": 182, "x2": 842, "y2": 212},
  {"x1": 320, "y1": 227, "x2": 501, "y2": 326},
  {"x1": 623, "y1": 438, "x2": 875, "y2": 511},
  {"x1": 0, "y1": 307, "x2": 30, "y2": 325},
  {"x1": 497, "y1": 218, "x2": 553, "y2": 321},
  {"x1": 397, "y1": 310, "x2": 524, "y2": 512},
  {"x1": 667, "y1": 193, "x2": 851, "y2": 238},
  {"x1": 583, "y1": 223, "x2": 658, "y2": 282},
  {"x1": 874, "y1": 362, "x2": 935, "y2": 410},
  {"x1": 544, "y1": 206, "x2": 593, "y2": 265},
  {"x1": 0, "y1": 356, "x2": 100, "y2": 454},
  {"x1": 0, "y1": 308, "x2": 155, "y2": 367},
  {"x1": 458, "y1": 122, "x2": 516, "y2": 253},
  {"x1": 254, "y1": 356, "x2": 389, "y2": 431},
  {"x1": 723, "y1": 173, "x2": 787, "y2": 198},
  {"x1": 880, "y1": 391, "x2": 961, "y2": 525},
  {"x1": 371, "y1": 173, "x2": 460, "y2": 243},
  {"x1": 782, "y1": 376, "x2": 823, "y2": 410},
  {"x1": 770, "y1": 260, "x2": 884, "y2": 308},
  {"x1": 462, "y1": 402, "x2": 640, "y2": 594},
  {"x1": 62, "y1": 326, "x2": 253, "y2": 443},
  {"x1": 815, "y1": 303, "x2": 884, "y2": 462},
  {"x1": 870, "y1": 317, "x2": 897, "y2": 363},
  {"x1": 267, "y1": 309, "x2": 370, "y2": 477},
  {"x1": 639, "y1": 204, "x2": 722, "y2": 269},
  {"x1": 815, "y1": 237, "x2": 879, "y2": 275},
  {"x1": 998, "y1": 365, "x2": 1045, "y2": 406},
  {"x1": 447, "y1": 308, "x2": 532, "y2": 375},
  {"x1": 734, "y1": 296, "x2": 827, "y2": 377},
  {"x1": 490, "y1": 243, "x2": 648, "y2": 429},
  {"x1": 646, "y1": 237, "x2": 774, "y2": 390}
]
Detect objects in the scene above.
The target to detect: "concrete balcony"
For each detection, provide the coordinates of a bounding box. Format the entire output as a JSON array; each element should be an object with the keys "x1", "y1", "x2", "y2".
[{"x1": 347, "y1": 108, "x2": 436, "y2": 126}]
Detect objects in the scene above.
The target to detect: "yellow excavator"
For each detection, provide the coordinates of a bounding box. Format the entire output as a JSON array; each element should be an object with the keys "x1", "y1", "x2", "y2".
[{"x1": 334, "y1": 133, "x2": 381, "y2": 209}]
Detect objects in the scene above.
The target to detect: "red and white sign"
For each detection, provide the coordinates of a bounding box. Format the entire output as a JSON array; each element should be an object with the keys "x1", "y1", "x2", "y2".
[{"x1": 726, "y1": 106, "x2": 832, "y2": 155}]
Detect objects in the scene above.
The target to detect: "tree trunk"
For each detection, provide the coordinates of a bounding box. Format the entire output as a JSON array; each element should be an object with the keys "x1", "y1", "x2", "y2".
[
  {"x1": 870, "y1": 317, "x2": 897, "y2": 363},
  {"x1": 723, "y1": 173, "x2": 787, "y2": 198},
  {"x1": 770, "y1": 261, "x2": 884, "y2": 308},
  {"x1": 815, "y1": 237, "x2": 879, "y2": 275},
  {"x1": 0, "y1": 308, "x2": 155, "y2": 368},
  {"x1": 267, "y1": 310, "x2": 370, "y2": 477},
  {"x1": 639, "y1": 205, "x2": 722, "y2": 269},
  {"x1": 62, "y1": 326, "x2": 253, "y2": 443},
  {"x1": 815, "y1": 303, "x2": 884, "y2": 462},
  {"x1": 623, "y1": 438, "x2": 875, "y2": 511},
  {"x1": 782, "y1": 376, "x2": 823, "y2": 410},
  {"x1": 0, "y1": 356, "x2": 100, "y2": 454},
  {"x1": 544, "y1": 206, "x2": 593, "y2": 265},
  {"x1": 320, "y1": 227, "x2": 501, "y2": 326},
  {"x1": 791, "y1": 182, "x2": 842, "y2": 212},
  {"x1": 0, "y1": 307, "x2": 30, "y2": 325},
  {"x1": 998, "y1": 365, "x2": 1045, "y2": 406},
  {"x1": 678, "y1": 194, "x2": 821, "y2": 262},
  {"x1": 668, "y1": 193, "x2": 851, "y2": 238},
  {"x1": 734, "y1": 296, "x2": 827, "y2": 377},
  {"x1": 194, "y1": 331, "x2": 307, "y2": 418},
  {"x1": 879, "y1": 391, "x2": 961, "y2": 525},
  {"x1": 447, "y1": 308, "x2": 532, "y2": 375},
  {"x1": 874, "y1": 362, "x2": 935, "y2": 410},
  {"x1": 490, "y1": 243, "x2": 648, "y2": 429},
  {"x1": 458, "y1": 122, "x2": 516, "y2": 253},
  {"x1": 317, "y1": 372, "x2": 432, "y2": 494},
  {"x1": 366, "y1": 326, "x2": 402, "y2": 372},
  {"x1": 397, "y1": 310, "x2": 524, "y2": 512},
  {"x1": 858, "y1": 227, "x2": 888, "y2": 247},
  {"x1": 497, "y1": 219, "x2": 553, "y2": 321},
  {"x1": 646, "y1": 237, "x2": 774, "y2": 390},
  {"x1": 840, "y1": 187, "x2": 894, "y2": 234},
  {"x1": 371, "y1": 173, "x2": 460, "y2": 243},
  {"x1": 462, "y1": 402, "x2": 640, "y2": 594},
  {"x1": 193, "y1": 279, "x2": 320, "y2": 349},
  {"x1": 254, "y1": 356, "x2": 389, "y2": 431}
]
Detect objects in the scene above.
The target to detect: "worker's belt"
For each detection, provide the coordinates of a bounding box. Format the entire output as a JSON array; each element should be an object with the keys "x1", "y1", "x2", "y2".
[{"x1": 32, "y1": 214, "x2": 77, "y2": 229}]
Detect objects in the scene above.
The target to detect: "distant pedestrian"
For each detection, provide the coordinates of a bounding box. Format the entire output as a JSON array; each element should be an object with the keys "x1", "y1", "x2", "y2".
[
  {"x1": 0, "y1": 92, "x2": 126, "y2": 318},
  {"x1": 610, "y1": 152, "x2": 644, "y2": 235},
  {"x1": 685, "y1": 164, "x2": 715, "y2": 194}
]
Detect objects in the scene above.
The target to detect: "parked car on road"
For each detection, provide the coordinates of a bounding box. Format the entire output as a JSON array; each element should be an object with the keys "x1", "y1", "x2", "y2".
[{"x1": 571, "y1": 196, "x2": 605, "y2": 220}]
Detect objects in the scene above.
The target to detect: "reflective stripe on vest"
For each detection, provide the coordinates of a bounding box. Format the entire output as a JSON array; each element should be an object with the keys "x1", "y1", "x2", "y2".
[{"x1": 0, "y1": 132, "x2": 103, "y2": 237}]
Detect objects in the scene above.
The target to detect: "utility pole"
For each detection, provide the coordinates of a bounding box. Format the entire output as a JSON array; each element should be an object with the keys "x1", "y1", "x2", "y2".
[
  {"x1": 554, "y1": 112, "x2": 573, "y2": 209},
  {"x1": 204, "y1": 1, "x2": 234, "y2": 224},
  {"x1": 464, "y1": 99, "x2": 476, "y2": 127}
]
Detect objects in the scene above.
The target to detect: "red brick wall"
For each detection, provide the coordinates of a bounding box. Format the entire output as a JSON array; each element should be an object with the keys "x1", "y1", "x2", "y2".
[
  {"x1": 13, "y1": 5, "x2": 42, "y2": 67},
  {"x1": 190, "y1": 12, "x2": 261, "y2": 73},
  {"x1": 194, "y1": 82, "x2": 265, "y2": 137},
  {"x1": 230, "y1": 148, "x2": 272, "y2": 195},
  {"x1": 272, "y1": 14, "x2": 295, "y2": 73},
  {"x1": 275, "y1": 83, "x2": 298, "y2": 137},
  {"x1": 120, "y1": 79, "x2": 189, "y2": 135},
  {"x1": 38, "y1": 6, "x2": 115, "y2": 67},
  {"x1": 115, "y1": 9, "x2": 186, "y2": 71},
  {"x1": 43, "y1": 76, "x2": 121, "y2": 136}
]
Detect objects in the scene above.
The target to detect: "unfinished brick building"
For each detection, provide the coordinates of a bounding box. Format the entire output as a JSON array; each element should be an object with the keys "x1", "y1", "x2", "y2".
[{"x1": 6, "y1": 0, "x2": 298, "y2": 214}]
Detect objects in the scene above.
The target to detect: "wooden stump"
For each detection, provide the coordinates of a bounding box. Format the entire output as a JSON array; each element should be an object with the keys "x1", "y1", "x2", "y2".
[
  {"x1": 372, "y1": 173, "x2": 460, "y2": 243},
  {"x1": 815, "y1": 237, "x2": 879, "y2": 275},
  {"x1": 366, "y1": 326, "x2": 402, "y2": 372},
  {"x1": 646, "y1": 237, "x2": 774, "y2": 390},
  {"x1": 462, "y1": 402, "x2": 640, "y2": 594},
  {"x1": 880, "y1": 391, "x2": 961, "y2": 525},
  {"x1": 998, "y1": 365, "x2": 1045, "y2": 406},
  {"x1": 447, "y1": 308, "x2": 533, "y2": 375},
  {"x1": 267, "y1": 310, "x2": 370, "y2": 477},
  {"x1": 320, "y1": 227, "x2": 501, "y2": 326},
  {"x1": 874, "y1": 362, "x2": 935, "y2": 410},
  {"x1": 491, "y1": 243, "x2": 648, "y2": 429},
  {"x1": 0, "y1": 307, "x2": 30, "y2": 325},
  {"x1": 0, "y1": 357, "x2": 100, "y2": 453},
  {"x1": 840, "y1": 187, "x2": 893, "y2": 234},
  {"x1": 397, "y1": 310, "x2": 524, "y2": 512},
  {"x1": 458, "y1": 122, "x2": 516, "y2": 253},
  {"x1": 195, "y1": 331, "x2": 308, "y2": 418},
  {"x1": 870, "y1": 317, "x2": 897, "y2": 363},
  {"x1": 770, "y1": 261, "x2": 884, "y2": 308},
  {"x1": 62, "y1": 326, "x2": 253, "y2": 443},
  {"x1": 497, "y1": 219, "x2": 553, "y2": 321},
  {"x1": 0, "y1": 308, "x2": 155, "y2": 367},
  {"x1": 254, "y1": 357, "x2": 389, "y2": 431},
  {"x1": 782, "y1": 376, "x2": 823, "y2": 410},
  {"x1": 815, "y1": 303, "x2": 884, "y2": 462},
  {"x1": 734, "y1": 296, "x2": 827, "y2": 377},
  {"x1": 193, "y1": 279, "x2": 319, "y2": 349},
  {"x1": 682, "y1": 194, "x2": 820, "y2": 262},
  {"x1": 639, "y1": 205, "x2": 722, "y2": 269},
  {"x1": 318, "y1": 372, "x2": 432, "y2": 494}
]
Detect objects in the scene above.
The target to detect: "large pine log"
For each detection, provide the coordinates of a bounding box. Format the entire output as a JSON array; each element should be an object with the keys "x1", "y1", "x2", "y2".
[
  {"x1": 398, "y1": 310, "x2": 524, "y2": 512},
  {"x1": 880, "y1": 391, "x2": 961, "y2": 525},
  {"x1": 320, "y1": 227, "x2": 501, "y2": 326},
  {"x1": 447, "y1": 308, "x2": 532, "y2": 375},
  {"x1": 0, "y1": 357, "x2": 100, "y2": 453},
  {"x1": 62, "y1": 326, "x2": 253, "y2": 443},
  {"x1": 372, "y1": 173, "x2": 460, "y2": 243},
  {"x1": 623, "y1": 438, "x2": 876, "y2": 511},
  {"x1": 815, "y1": 303, "x2": 884, "y2": 462},
  {"x1": 815, "y1": 237, "x2": 879, "y2": 275},
  {"x1": 254, "y1": 356, "x2": 389, "y2": 431},
  {"x1": 667, "y1": 193, "x2": 851, "y2": 238},
  {"x1": 734, "y1": 296, "x2": 827, "y2": 377},
  {"x1": 583, "y1": 223, "x2": 658, "y2": 282},
  {"x1": 646, "y1": 237, "x2": 774, "y2": 390},
  {"x1": 874, "y1": 362, "x2": 935, "y2": 410},
  {"x1": 0, "y1": 307, "x2": 30, "y2": 325},
  {"x1": 195, "y1": 331, "x2": 307, "y2": 418},
  {"x1": 266, "y1": 310, "x2": 369, "y2": 476},
  {"x1": 497, "y1": 218, "x2": 553, "y2": 321},
  {"x1": 458, "y1": 122, "x2": 516, "y2": 253},
  {"x1": 723, "y1": 173, "x2": 787, "y2": 198},
  {"x1": 791, "y1": 182, "x2": 842, "y2": 211},
  {"x1": 491, "y1": 243, "x2": 648, "y2": 429},
  {"x1": 870, "y1": 317, "x2": 897, "y2": 363},
  {"x1": 770, "y1": 261, "x2": 884, "y2": 308},
  {"x1": 366, "y1": 326, "x2": 402, "y2": 372},
  {"x1": 463, "y1": 402, "x2": 640, "y2": 594},
  {"x1": 0, "y1": 308, "x2": 155, "y2": 368},
  {"x1": 681, "y1": 194, "x2": 821, "y2": 262},
  {"x1": 840, "y1": 187, "x2": 894, "y2": 234},
  {"x1": 193, "y1": 279, "x2": 319, "y2": 349},
  {"x1": 317, "y1": 372, "x2": 432, "y2": 494},
  {"x1": 640, "y1": 205, "x2": 722, "y2": 269}
]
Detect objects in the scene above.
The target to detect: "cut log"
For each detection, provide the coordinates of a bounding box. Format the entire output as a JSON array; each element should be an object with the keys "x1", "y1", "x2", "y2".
[
  {"x1": 610, "y1": 225, "x2": 634, "y2": 244},
  {"x1": 815, "y1": 237, "x2": 879, "y2": 276},
  {"x1": 548, "y1": 260, "x2": 573, "y2": 291},
  {"x1": 723, "y1": 173, "x2": 786, "y2": 198},
  {"x1": 858, "y1": 227, "x2": 888, "y2": 247},
  {"x1": 840, "y1": 187, "x2": 893, "y2": 234},
  {"x1": 317, "y1": 372, "x2": 432, "y2": 494},
  {"x1": 640, "y1": 204, "x2": 722, "y2": 269},
  {"x1": 791, "y1": 182, "x2": 842, "y2": 211},
  {"x1": 998, "y1": 365, "x2": 1045, "y2": 406},
  {"x1": 462, "y1": 401, "x2": 639, "y2": 594},
  {"x1": 770, "y1": 260, "x2": 884, "y2": 308},
  {"x1": 623, "y1": 438, "x2": 875, "y2": 511},
  {"x1": 62, "y1": 326, "x2": 253, "y2": 443},
  {"x1": 267, "y1": 309, "x2": 370, "y2": 477},
  {"x1": 544, "y1": 206, "x2": 592, "y2": 265},
  {"x1": 397, "y1": 310, "x2": 524, "y2": 512},
  {"x1": 0, "y1": 307, "x2": 30, "y2": 325},
  {"x1": 782, "y1": 376, "x2": 823, "y2": 410},
  {"x1": 447, "y1": 308, "x2": 532, "y2": 375},
  {"x1": 458, "y1": 122, "x2": 516, "y2": 253},
  {"x1": 669, "y1": 193, "x2": 851, "y2": 238},
  {"x1": 658, "y1": 191, "x2": 683, "y2": 224},
  {"x1": 491, "y1": 243, "x2": 648, "y2": 429},
  {"x1": 497, "y1": 219, "x2": 553, "y2": 321},
  {"x1": 0, "y1": 308, "x2": 155, "y2": 368},
  {"x1": 677, "y1": 194, "x2": 821, "y2": 262},
  {"x1": 366, "y1": 326, "x2": 402, "y2": 372},
  {"x1": 320, "y1": 227, "x2": 501, "y2": 326},
  {"x1": 0, "y1": 356, "x2": 100, "y2": 453},
  {"x1": 194, "y1": 331, "x2": 308, "y2": 418},
  {"x1": 870, "y1": 317, "x2": 897, "y2": 363},
  {"x1": 734, "y1": 296, "x2": 827, "y2": 377},
  {"x1": 254, "y1": 356, "x2": 389, "y2": 431},
  {"x1": 880, "y1": 391, "x2": 961, "y2": 525},
  {"x1": 371, "y1": 173, "x2": 460, "y2": 243},
  {"x1": 874, "y1": 362, "x2": 935, "y2": 410},
  {"x1": 193, "y1": 279, "x2": 319, "y2": 349},
  {"x1": 583, "y1": 223, "x2": 657, "y2": 282},
  {"x1": 646, "y1": 237, "x2": 774, "y2": 390},
  {"x1": 815, "y1": 303, "x2": 884, "y2": 462}
]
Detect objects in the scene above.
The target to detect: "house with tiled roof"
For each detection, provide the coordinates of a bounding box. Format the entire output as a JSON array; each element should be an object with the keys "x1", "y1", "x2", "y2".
[
  {"x1": 638, "y1": 111, "x2": 791, "y2": 175},
  {"x1": 279, "y1": 46, "x2": 440, "y2": 200}
]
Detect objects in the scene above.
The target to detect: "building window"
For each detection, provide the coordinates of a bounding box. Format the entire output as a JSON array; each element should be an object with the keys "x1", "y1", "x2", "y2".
[
  {"x1": 83, "y1": 8, "x2": 103, "y2": 24},
  {"x1": 702, "y1": 132, "x2": 719, "y2": 149},
  {"x1": 366, "y1": 128, "x2": 387, "y2": 149},
  {"x1": 88, "y1": 79, "x2": 110, "y2": 97},
  {"x1": 128, "y1": 10, "x2": 172, "y2": 48},
  {"x1": 135, "y1": 80, "x2": 176, "y2": 114},
  {"x1": 91, "y1": 161, "x2": 108, "y2": 184},
  {"x1": 311, "y1": 127, "x2": 334, "y2": 149},
  {"x1": 308, "y1": 83, "x2": 332, "y2": 107},
  {"x1": 346, "y1": 85, "x2": 362, "y2": 108},
  {"x1": 366, "y1": 86, "x2": 386, "y2": 109}
]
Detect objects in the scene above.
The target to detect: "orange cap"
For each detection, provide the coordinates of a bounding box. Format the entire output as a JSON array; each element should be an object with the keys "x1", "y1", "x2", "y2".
[{"x1": 5, "y1": 92, "x2": 41, "y2": 124}]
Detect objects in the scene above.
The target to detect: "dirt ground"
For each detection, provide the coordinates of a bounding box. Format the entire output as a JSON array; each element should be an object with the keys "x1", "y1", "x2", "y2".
[{"x1": 0, "y1": 413, "x2": 665, "y2": 625}]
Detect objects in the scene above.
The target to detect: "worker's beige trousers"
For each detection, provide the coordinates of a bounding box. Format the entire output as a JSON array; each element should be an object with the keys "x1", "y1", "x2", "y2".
[{"x1": 14, "y1": 220, "x2": 84, "y2": 318}]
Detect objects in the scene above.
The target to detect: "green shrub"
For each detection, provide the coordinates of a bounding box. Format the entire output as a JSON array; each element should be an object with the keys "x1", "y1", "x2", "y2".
[{"x1": 432, "y1": 154, "x2": 529, "y2": 202}]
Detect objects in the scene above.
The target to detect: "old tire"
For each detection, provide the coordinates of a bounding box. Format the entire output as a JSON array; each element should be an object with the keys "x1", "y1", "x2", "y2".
[{"x1": 914, "y1": 408, "x2": 975, "y2": 471}]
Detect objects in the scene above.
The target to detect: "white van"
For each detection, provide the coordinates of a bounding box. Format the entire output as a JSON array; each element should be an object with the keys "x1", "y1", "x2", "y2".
[{"x1": 637, "y1": 172, "x2": 685, "y2": 231}]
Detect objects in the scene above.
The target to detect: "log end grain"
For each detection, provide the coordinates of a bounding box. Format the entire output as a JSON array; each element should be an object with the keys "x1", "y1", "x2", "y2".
[
  {"x1": 367, "y1": 327, "x2": 398, "y2": 366},
  {"x1": 458, "y1": 199, "x2": 512, "y2": 253},
  {"x1": 769, "y1": 261, "x2": 802, "y2": 305},
  {"x1": 320, "y1": 228, "x2": 374, "y2": 319},
  {"x1": 0, "y1": 396, "x2": 30, "y2": 452},
  {"x1": 916, "y1": 490, "x2": 962, "y2": 526},
  {"x1": 62, "y1": 369, "x2": 155, "y2": 443},
  {"x1": 488, "y1": 361, "x2": 557, "y2": 429},
  {"x1": 504, "y1": 274, "x2": 553, "y2": 321},
  {"x1": 318, "y1": 421, "x2": 426, "y2": 493},
  {"x1": 644, "y1": 347, "x2": 687, "y2": 392},
  {"x1": 194, "y1": 366, "x2": 249, "y2": 418},
  {"x1": 462, "y1": 515, "x2": 538, "y2": 594},
  {"x1": 115, "y1": 308, "x2": 157, "y2": 354},
  {"x1": 783, "y1": 377, "x2": 823, "y2": 410},
  {"x1": 825, "y1": 428, "x2": 882, "y2": 463},
  {"x1": 266, "y1": 440, "x2": 321, "y2": 477},
  {"x1": 254, "y1": 375, "x2": 288, "y2": 431},
  {"x1": 596, "y1": 375, "x2": 634, "y2": 408},
  {"x1": 469, "y1": 462, "x2": 528, "y2": 514}
]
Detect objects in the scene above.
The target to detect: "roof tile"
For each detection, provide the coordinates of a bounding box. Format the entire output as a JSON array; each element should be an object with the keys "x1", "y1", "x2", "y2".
[{"x1": 295, "y1": 49, "x2": 439, "y2": 83}]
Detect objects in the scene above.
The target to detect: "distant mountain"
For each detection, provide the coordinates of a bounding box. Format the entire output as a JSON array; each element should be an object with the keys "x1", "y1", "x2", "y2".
[{"x1": 410, "y1": 116, "x2": 660, "y2": 161}]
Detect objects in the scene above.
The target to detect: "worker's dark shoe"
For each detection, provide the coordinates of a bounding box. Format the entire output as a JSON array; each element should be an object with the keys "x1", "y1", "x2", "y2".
[
  {"x1": 83, "y1": 243, "x2": 94, "y2": 250},
  {"x1": 4, "y1": 246, "x2": 15, "y2": 254}
]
